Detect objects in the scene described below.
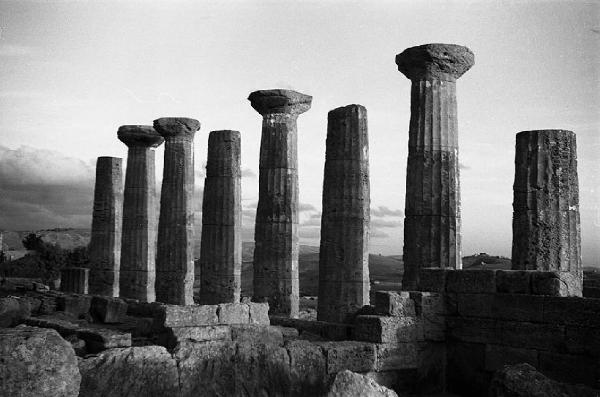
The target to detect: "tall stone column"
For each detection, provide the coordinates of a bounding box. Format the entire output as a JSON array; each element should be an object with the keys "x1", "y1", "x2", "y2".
[
  {"x1": 512, "y1": 130, "x2": 582, "y2": 287},
  {"x1": 396, "y1": 43, "x2": 474, "y2": 290},
  {"x1": 118, "y1": 125, "x2": 164, "y2": 302},
  {"x1": 199, "y1": 130, "x2": 242, "y2": 304},
  {"x1": 249, "y1": 89, "x2": 312, "y2": 317},
  {"x1": 88, "y1": 156, "x2": 123, "y2": 297},
  {"x1": 317, "y1": 104, "x2": 370, "y2": 323},
  {"x1": 154, "y1": 117, "x2": 200, "y2": 305},
  {"x1": 61, "y1": 267, "x2": 89, "y2": 294}
]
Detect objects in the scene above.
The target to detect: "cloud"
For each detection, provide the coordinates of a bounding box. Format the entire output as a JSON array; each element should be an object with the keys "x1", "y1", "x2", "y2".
[
  {"x1": 0, "y1": 146, "x2": 95, "y2": 230},
  {"x1": 459, "y1": 162, "x2": 471, "y2": 170},
  {"x1": 370, "y1": 230, "x2": 390, "y2": 239},
  {"x1": 371, "y1": 219, "x2": 402, "y2": 228},
  {"x1": 299, "y1": 227, "x2": 321, "y2": 239},
  {"x1": 0, "y1": 44, "x2": 37, "y2": 57},
  {"x1": 241, "y1": 168, "x2": 256, "y2": 178},
  {"x1": 371, "y1": 206, "x2": 403, "y2": 217},
  {"x1": 299, "y1": 203, "x2": 318, "y2": 212}
]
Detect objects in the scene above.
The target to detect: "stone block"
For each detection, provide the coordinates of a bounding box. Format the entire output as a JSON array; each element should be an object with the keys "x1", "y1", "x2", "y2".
[
  {"x1": 354, "y1": 315, "x2": 422, "y2": 344},
  {"x1": 538, "y1": 351, "x2": 599, "y2": 388},
  {"x1": 276, "y1": 326, "x2": 300, "y2": 341},
  {"x1": 0, "y1": 296, "x2": 31, "y2": 327},
  {"x1": 248, "y1": 302, "x2": 270, "y2": 324},
  {"x1": 564, "y1": 325, "x2": 600, "y2": 356},
  {"x1": 375, "y1": 342, "x2": 419, "y2": 371},
  {"x1": 456, "y1": 293, "x2": 494, "y2": 318},
  {"x1": 230, "y1": 324, "x2": 284, "y2": 346},
  {"x1": 270, "y1": 316, "x2": 353, "y2": 341},
  {"x1": 56, "y1": 294, "x2": 92, "y2": 319},
  {"x1": 446, "y1": 269, "x2": 496, "y2": 293},
  {"x1": 285, "y1": 340, "x2": 328, "y2": 396},
  {"x1": 157, "y1": 304, "x2": 219, "y2": 328},
  {"x1": 317, "y1": 341, "x2": 377, "y2": 374},
  {"x1": 411, "y1": 293, "x2": 447, "y2": 341},
  {"x1": 500, "y1": 320, "x2": 565, "y2": 351},
  {"x1": 77, "y1": 327, "x2": 132, "y2": 353},
  {"x1": 531, "y1": 271, "x2": 582, "y2": 296},
  {"x1": 417, "y1": 268, "x2": 447, "y2": 292},
  {"x1": 24, "y1": 317, "x2": 79, "y2": 337},
  {"x1": 374, "y1": 291, "x2": 415, "y2": 316},
  {"x1": 491, "y1": 294, "x2": 545, "y2": 322},
  {"x1": 495, "y1": 270, "x2": 531, "y2": 294},
  {"x1": 218, "y1": 303, "x2": 249, "y2": 324},
  {"x1": 446, "y1": 317, "x2": 501, "y2": 345},
  {"x1": 91, "y1": 296, "x2": 128, "y2": 323},
  {"x1": 484, "y1": 344, "x2": 539, "y2": 371},
  {"x1": 446, "y1": 342, "x2": 490, "y2": 397},
  {"x1": 543, "y1": 296, "x2": 600, "y2": 328},
  {"x1": 159, "y1": 325, "x2": 232, "y2": 348}
]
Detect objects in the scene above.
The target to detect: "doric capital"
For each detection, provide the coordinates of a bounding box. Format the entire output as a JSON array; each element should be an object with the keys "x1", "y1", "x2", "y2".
[
  {"x1": 118, "y1": 125, "x2": 164, "y2": 148},
  {"x1": 248, "y1": 89, "x2": 312, "y2": 116},
  {"x1": 153, "y1": 117, "x2": 201, "y2": 139},
  {"x1": 396, "y1": 43, "x2": 474, "y2": 81}
]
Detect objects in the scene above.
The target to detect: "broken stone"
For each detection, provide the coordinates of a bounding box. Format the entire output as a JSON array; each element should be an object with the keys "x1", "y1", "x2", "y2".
[
  {"x1": 327, "y1": 370, "x2": 398, "y2": 397},
  {"x1": 91, "y1": 296, "x2": 127, "y2": 323}
]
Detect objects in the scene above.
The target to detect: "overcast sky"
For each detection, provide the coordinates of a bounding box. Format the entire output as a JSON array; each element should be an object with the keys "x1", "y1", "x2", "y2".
[{"x1": 0, "y1": 1, "x2": 598, "y2": 264}]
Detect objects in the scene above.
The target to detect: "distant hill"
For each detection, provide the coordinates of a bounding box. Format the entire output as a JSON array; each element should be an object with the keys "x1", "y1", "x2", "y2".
[
  {"x1": 1, "y1": 228, "x2": 90, "y2": 251},
  {"x1": 462, "y1": 253, "x2": 512, "y2": 270}
]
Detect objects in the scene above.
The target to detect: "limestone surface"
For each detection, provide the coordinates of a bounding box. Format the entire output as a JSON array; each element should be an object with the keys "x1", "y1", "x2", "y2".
[
  {"x1": 395, "y1": 43, "x2": 474, "y2": 81},
  {"x1": 118, "y1": 125, "x2": 163, "y2": 302},
  {"x1": 60, "y1": 267, "x2": 89, "y2": 294},
  {"x1": 318, "y1": 104, "x2": 370, "y2": 323},
  {"x1": 249, "y1": 89, "x2": 312, "y2": 317},
  {"x1": 88, "y1": 156, "x2": 123, "y2": 297},
  {"x1": 199, "y1": 130, "x2": 242, "y2": 304},
  {"x1": 154, "y1": 117, "x2": 200, "y2": 305},
  {"x1": 327, "y1": 370, "x2": 398, "y2": 397},
  {"x1": 0, "y1": 326, "x2": 81, "y2": 397}
]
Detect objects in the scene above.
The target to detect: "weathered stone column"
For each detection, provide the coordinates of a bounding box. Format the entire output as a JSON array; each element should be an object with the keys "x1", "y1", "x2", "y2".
[
  {"x1": 118, "y1": 126, "x2": 164, "y2": 302},
  {"x1": 154, "y1": 117, "x2": 200, "y2": 305},
  {"x1": 199, "y1": 130, "x2": 242, "y2": 304},
  {"x1": 249, "y1": 89, "x2": 312, "y2": 317},
  {"x1": 396, "y1": 43, "x2": 474, "y2": 290},
  {"x1": 61, "y1": 267, "x2": 89, "y2": 294},
  {"x1": 512, "y1": 130, "x2": 582, "y2": 292},
  {"x1": 88, "y1": 156, "x2": 123, "y2": 297},
  {"x1": 317, "y1": 105, "x2": 370, "y2": 323}
]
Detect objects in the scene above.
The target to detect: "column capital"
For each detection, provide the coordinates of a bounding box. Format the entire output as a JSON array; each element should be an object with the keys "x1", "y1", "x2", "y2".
[
  {"x1": 118, "y1": 125, "x2": 164, "y2": 148},
  {"x1": 396, "y1": 43, "x2": 474, "y2": 81},
  {"x1": 248, "y1": 89, "x2": 312, "y2": 116},
  {"x1": 153, "y1": 117, "x2": 201, "y2": 139}
]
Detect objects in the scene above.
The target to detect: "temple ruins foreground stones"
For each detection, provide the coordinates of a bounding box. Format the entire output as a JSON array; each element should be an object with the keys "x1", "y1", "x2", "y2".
[
  {"x1": 154, "y1": 117, "x2": 200, "y2": 305},
  {"x1": 317, "y1": 104, "x2": 370, "y2": 323},
  {"x1": 199, "y1": 130, "x2": 242, "y2": 304},
  {"x1": 118, "y1": 125, "x2": 164, "y2": 302},
  {"x1": 396, "y1": 43, "x2": 474, "y2": 290},
  {"x1": 88, "y1": 156, "x2": 123, "y2": 297},
  {"x1": 249, "y1": 89, "x2": 312, "y2": 317},
  {"x1": 512, "y1": 129, "x2": 582, "y2": 294}
]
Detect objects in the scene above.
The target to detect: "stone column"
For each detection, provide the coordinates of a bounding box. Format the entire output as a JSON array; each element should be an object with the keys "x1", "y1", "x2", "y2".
[
  {"x1": 118, "y1": 125, "x2": 164, "y2": 302},
  {"x1": 396, "y1": 43, "x2": 474, "y2": 290},
  {"x1": 61, "y1": 267, "x2": 89, "y2": 294},
  {"x1": 88, "y1": 156, "x2": 123, "y2": 297},
  {"x1": 248, "y1": 89, "x2": 312, "y2": 317},
  {"x1": 199, "y1": 130, "x2": 242, "y2": 304},
  {"x1": 512, "y1": 130, "x2": 582, "y2": 290},
  {"x1": 317, "y1": 104, "x2": 370, "y2": 323},
  {"x1": 154, "y1": 117, "x2": 200, "y2": 305}
]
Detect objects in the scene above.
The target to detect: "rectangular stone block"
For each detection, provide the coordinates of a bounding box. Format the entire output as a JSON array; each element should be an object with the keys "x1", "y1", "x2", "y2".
[
  {"x1": 91, "y1": 296, "x2": 128, "y2": 323},
  {"x1": 354, "y1": 315, "x2": 421, "y2": 344},
  {"x1": 77, "y1": 327, "x2": 131, "y2": 352},
  {"x1": 217, "y1": 303, "x2": 249, "y2": 324},
  {"x1": 542, "y1": 296, "x2": 600, "y2": 328},
  {"x1": 269, "y1": 316, "x2": 352, "y2": 341},
  {"x1": 248, "y1": 302, "x2": 270, "y2": 325},
  {"x1": 495, "y1": 270, "x2": 532, "y2": 294},
  {"x1": 456, "y1": 293, "x2": 545, "y2": 323},
  {"x1": 446, "y1": 317, "x2": 502, "y2": 345},
  {"x1": 446, "y1": 270, "x2": 496, "y2": 293},
  {"x1": 500, "y1": 320, "x2": 565, "y2": 351},
  {"x1": 159, "y1": 325, "x2": 232, "y2": 348},
  {"x1": 374, "y1": 291, "x2": 415, "y2": 317},
  {"x1": 375, "y1": 343, "x2": 419, "y2": 371},
  {"x1": 56, "y1": 294, "x2": 92, "y2": 319},
  {"x1": 230, "y1": 324, "x2": 284, "y2": 346},
  {"x1": 285, "y1": 339, "x2": 328, "y2": 396},
  {"x1": 24, "y1": 317, "x2": 79, "y2": 337},
  {"x1": 564, "y1": 325, "x2": 600, "y2": 356},
  {"x1": 317, "y1": 341, "x2": 377, "y2": 374},
  {"x1": 410, "y1": 293, "x2": 447, "y2": 341},
  {"x1": 158, "y1": 304, "x2": 219, "y2": 328},
  {"x1": 531, "y1": 271, "x2": 582, "y2": 296},
  {"x1": 484, "y1": 344, "x2": 539, "y2": 371},
  {"x1": 417, "y1": 268, "x2": 448, "y2": 292}
]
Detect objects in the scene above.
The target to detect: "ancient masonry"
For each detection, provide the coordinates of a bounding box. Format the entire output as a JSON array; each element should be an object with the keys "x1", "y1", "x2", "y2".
[
  {"x1": 154, "y1": 117, "x2": 200, "y2": 305},
  {"x1": 60, "y1": 267, "x2": 89, "y2": 294},
  {"x1": 248, "y1": 89, "x2": 312, "y2": 317},
  {"x1": 317, "y1": 104, "x2": 370, "y2": 323},
  {"x1": 199, "y1": 130, "x2": 242, "y2": 304},
  {"x1": 118, "y1": 125, "x2": 164, "y2": 302},
  {"x1": 396, "y1": 43, "x2": 475, "y2": 290},
  {"x1": 88, "y1": 156, "x2": 123, "y2": 297},
  {"x1": 512, "y1": 129, "x2": 582, "y2": 294}
]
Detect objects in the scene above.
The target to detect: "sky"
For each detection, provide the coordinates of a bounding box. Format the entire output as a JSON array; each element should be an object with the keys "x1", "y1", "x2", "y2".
[{"x1": 0, "y1": 0, "x2": 598, "y2": 264}]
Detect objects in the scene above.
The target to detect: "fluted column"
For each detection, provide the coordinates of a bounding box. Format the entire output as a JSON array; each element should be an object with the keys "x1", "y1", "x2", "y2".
[
  {"x1": 61, "y1": 267, "x2": 89, "y2": 294},
  {"x1": 512, "y1": 130, "x2": 582, "y2": 287},
  {"x1": 88, "y1": 156, "x2": 123, "y2": 297},
  {"x1": 198, "y1": 130, "x2": 242, "y2": 304},
  {"x1": 396, "y1": 43, "x2": 474, "y2": 290},
  {"x1": 118, "y1": 125, "x2": 164, "y2": 302},
  {"x1": 154, "y1": 117, "x2": 200, "y2": 305},
  {"x1": 249, "y1": 89, "x2": 312, "y2": 317},
  {"x1": 317, "y1": 104, "x2": 370, "y2": 323}
]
